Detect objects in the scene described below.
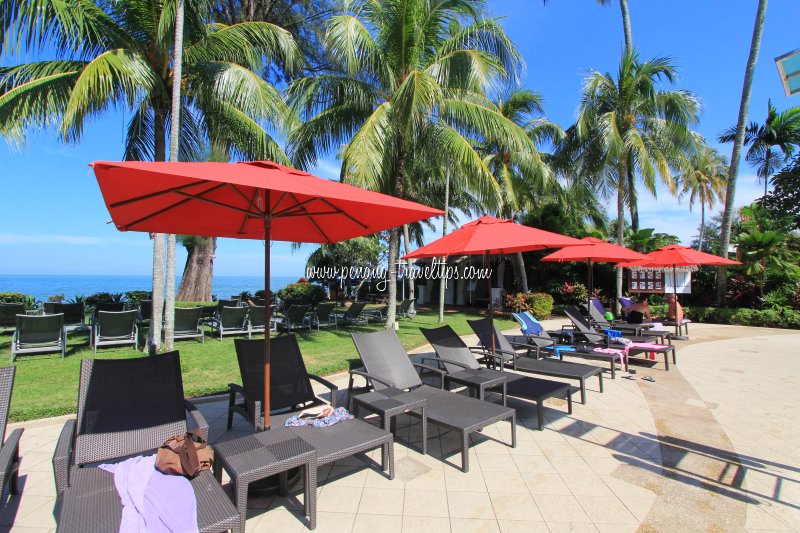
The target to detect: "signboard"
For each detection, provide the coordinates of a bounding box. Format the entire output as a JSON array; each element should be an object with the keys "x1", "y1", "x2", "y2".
[{"x1": 629, "y1": 270, "x2": 692, "y2": 294}]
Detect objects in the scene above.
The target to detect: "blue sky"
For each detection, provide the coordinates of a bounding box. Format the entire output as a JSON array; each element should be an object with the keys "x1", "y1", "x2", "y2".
[{"x1": 1, "y1": 0, "x2": 798, "y2": 277}]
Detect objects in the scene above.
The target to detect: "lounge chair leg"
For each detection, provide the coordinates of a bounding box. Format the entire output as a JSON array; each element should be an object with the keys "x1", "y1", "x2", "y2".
[
  {"x1": 537, "y1": 402, "x2": 544, "y2": 431},
  {"x1": 580, "y1": 379, "x2": 587, "y2": 405},
  {"x1": 306, "y1": 462, "x2": 317, "y2": 530},
  {"x1": 598, "y1": 372, "x2": 604, "y2": 393},
  {"x1": 421, "y1": 407, "x2": 428, "y2": 456},
  {"x1": 610, "y1": 359, "x2": 616, "y2": 379},
  {"x1": 567, "y1": 390, "x2": 573, "y2": 414},
  {"x1": 672, "y1": 348, "x2": 677, "y2": 366},
  {"x1": 461, "y1": 433, "x2": 470, "y2": 473}
]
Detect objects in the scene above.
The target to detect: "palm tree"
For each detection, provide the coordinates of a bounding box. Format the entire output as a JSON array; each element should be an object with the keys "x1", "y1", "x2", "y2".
[
  {"x1": 736, "y1": 229, "x2": 799, "y2": 300},
  {"x1": 676, "y1": 145, "x2": 727, "y2": 252},
  {"x1": 1, "y1": 0, "x2": 301, "y2": 349},
  {"x1": 716, "y1": 0, "x2": 769, "y2": 306},
  {"x1": 482, "y1": 89, "x2": 562, "y2": 292},
  {"x1": 718, "y1": 99, "x2": 800, "y2": 198},
  {"x1": 288, "y1": 0, "x2": 531, "y2": 328},
  {"x1": 574, "y1": 50, "x2": 699, "y2": 308}
]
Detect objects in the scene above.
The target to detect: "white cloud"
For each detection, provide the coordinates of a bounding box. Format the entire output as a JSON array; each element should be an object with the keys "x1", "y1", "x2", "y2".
[{"x1": 0, "y1": 233, "x2": 150, "y2": 246}]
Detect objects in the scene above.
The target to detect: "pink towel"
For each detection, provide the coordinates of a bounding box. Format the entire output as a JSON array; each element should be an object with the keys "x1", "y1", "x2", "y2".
[
  {"x1": 593, "y1": 347, "x2": 627, "y2": 371},
  {"x1": 624, "y1": 342, "x2": 668, "y2": 361}
]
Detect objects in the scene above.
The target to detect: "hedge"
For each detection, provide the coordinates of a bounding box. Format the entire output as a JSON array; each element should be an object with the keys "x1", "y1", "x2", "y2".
[{"x1": 650, "y1": 304, "x2": 800, "y2": 330}]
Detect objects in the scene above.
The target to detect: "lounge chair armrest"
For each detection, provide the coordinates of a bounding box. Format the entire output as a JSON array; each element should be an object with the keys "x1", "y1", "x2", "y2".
[
  {"x1": 228, "y1": 383, "x2": 245, "y2": 397},
  {"x1": 410, "y1": 362, "x2": 445, "y2": 388},
  {"x1": 308, "y1": 374, "x2": 339, "y2": 407},
  {"x1": 348, "y1": 369, "x2": 396, "y2": 389},
  {"x1": 53, "y1": 419, "x2": 76, "y2": 494},
  {"x1": 418, "y1": 356, "x2": 472, "y2": 371},
  {"x1": 526, "y1": 335, "x2": 556, "y2": 347},
  {"x1": 0, "y1": 427, "x2": 23, "y2": 481},
  {"x1": 184, "y1": 400, "x2": 209, "y2": 440}
]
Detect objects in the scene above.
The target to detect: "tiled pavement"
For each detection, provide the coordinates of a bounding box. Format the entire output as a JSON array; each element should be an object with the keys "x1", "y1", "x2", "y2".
[{"x1": 2, "y1": 321, "x2": 799, "y2": 532}]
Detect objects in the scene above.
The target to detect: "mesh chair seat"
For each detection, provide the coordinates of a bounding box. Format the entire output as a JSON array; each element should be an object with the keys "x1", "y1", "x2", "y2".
[
  {"x1": 11, "y1": 313, "x2": 66, "y2": 361},
  {"x1": 93, "y1": 310, "x2": 138, "y2": 354},
  {"x1": 173, "y1": 307, "x2": 204, "y2": 343},
  {"x1": 207, "y1": 306, "x2": 250, "y2": 339}
]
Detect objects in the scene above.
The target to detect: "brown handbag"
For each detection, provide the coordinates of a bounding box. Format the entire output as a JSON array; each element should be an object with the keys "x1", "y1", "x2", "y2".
[{"x1": 155, "y1": 429, "x2": 213, "y2": 478}]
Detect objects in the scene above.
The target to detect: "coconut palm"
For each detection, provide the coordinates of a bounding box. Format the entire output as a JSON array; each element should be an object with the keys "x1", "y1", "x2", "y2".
[
  {"x1": 574, "y1": 50, "x2": 700, "y2": 306},
  {"x1": 481, "y1": 88, "x2": 562, "y2": 292},
  {"x1": 716, "y1": 0, "x2": 768, "y2": 305},
  {"x1": 718, "y1": 99, "x2": 800, "y2": 198},
  {"x1": 1, "y1": 0, "x2": 301, "y2": 349},
  {"x1": 288, "y1": 0, "x2": 531, "y2": 327},
  {"x1": 676, "y1": 145, "x2": 727, "y2": 252}
]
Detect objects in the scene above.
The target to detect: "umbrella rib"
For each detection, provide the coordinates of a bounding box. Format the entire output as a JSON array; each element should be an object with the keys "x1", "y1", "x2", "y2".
[
  {"x1": 238, "y1": 189, "x2": 262, "y2": 235},
  {"x1": 171, "y1": 189, "x2": 262, "y2": 216},
  {"x1": 277, "y1": 210, "x2": 342, "y2": 218},
  {"x1": 227, "y1": 184, "x2": 264, "y2": 216},
  {"x1": 117, "y1": 182, "x2": 228, "y2": 229},
  {"x1": 317, "y1": 197, "x2": 368, "y2": 229},
  {"x1": 108, "y1": 179, "x2": 212, "y2": 209},
  {"x1": 271, "y1": 191, "x2": 290, "y2": 214},
  {"x1": 272, "y1": 196, "x2": 320, "y2": 217},
  {"x1": 284, "y1": 192, "x2": 331, "y2": 242}
]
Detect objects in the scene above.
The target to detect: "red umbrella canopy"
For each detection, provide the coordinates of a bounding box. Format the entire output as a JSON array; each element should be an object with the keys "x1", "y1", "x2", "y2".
[
  {"x1": 403, "y1": 216, "x2": 582, "y2": 258},
  {"x1": 616, "y1": 245, "x2": 741, "y2": 268},
  {"x1": 92, "y1": 161, "x2": 443, "y2": 241},
  {"x1": 541, "y1": 237, "x2": 648, "y2": 263}
]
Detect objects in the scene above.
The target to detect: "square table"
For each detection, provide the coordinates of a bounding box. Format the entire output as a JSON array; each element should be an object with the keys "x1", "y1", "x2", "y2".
[
  {"x1": 350, "y1": 388, "x2": 428, "y2": 455},
  {"x1": 213, "y1": 432, "x2": 317, "y2": 530}
]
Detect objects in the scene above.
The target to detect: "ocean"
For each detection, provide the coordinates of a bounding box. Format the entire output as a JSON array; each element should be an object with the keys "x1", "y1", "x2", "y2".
[{"x1": 0, "y1": 274, "x2": 300, "y2": 302}]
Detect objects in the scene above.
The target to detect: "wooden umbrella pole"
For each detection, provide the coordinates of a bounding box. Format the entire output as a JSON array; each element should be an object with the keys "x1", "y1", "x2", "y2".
[
  {"x1": 587, "y1": 258, "x2": 593, "y2": 313},
  {"x1": 263, "y1": 191, "x2": 272, "y2": 430},
  {"x1": 487, "y1": 251, "x2": 496, "y2": 356}
]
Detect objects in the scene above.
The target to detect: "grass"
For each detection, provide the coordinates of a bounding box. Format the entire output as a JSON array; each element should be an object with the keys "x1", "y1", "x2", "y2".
[{"x1": 0, "y1": 307, "x2": 516, "y2": 423}]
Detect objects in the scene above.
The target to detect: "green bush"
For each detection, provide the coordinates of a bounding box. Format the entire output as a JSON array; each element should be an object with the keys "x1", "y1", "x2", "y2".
[
  {"x1": 176, "y1": 301, "x2": 214, "y2": 307},
  {"x1": 0, "y1": 292, "x2": 26, "y2": 304},
  {"x1": 125, "y1": 291, "x2": 151, "y2": 309},
  {"x1": 504, "y1": 292, "x2": 554, "y2": 319},
  {"x1": 648, "y1": 304, "x2": 800, "y2": 329},
  {"x1": 277, "y1": 280, "x2": 325, "y2": 305}
]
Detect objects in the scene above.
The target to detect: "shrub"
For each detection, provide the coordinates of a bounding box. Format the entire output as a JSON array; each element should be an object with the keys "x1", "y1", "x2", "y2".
[
  {"x1": 125, "y1": 291, "x2": 151, "y2": 309},
  {"x1": 0, "y1": 292, "x2": 26, "y2": 304},
  {"x1": 47, "y1": 294, "x2": 65, "y2": 303},
  {"x1": 85, "y1": 292, "x2": 124, "y2": 305},
  {"x1": 649, "y1": 305, "x2": 800, "y2": 329},
  {"x1": 277, "y1": 279, "x2": 325, "y2": 305},
  {"x1": 504, "y1": 292, "x2": 554, "y2": 319}
]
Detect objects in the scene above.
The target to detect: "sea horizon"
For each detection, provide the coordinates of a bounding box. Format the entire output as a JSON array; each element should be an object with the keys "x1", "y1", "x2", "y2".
[{"x1": 0, "y1": 274, "x2": 302, "y2": 302}]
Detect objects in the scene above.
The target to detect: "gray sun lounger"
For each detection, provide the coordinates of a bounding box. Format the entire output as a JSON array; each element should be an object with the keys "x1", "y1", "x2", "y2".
[
  {"x1": 350, "y1": 329, "x2": 516, "y2": 472},
  {"x1": 11, "y1": 313, "x2": 67, "y2": 361},
  {"x1": 563, "y1": 307, "x2": 677, "y2": 370},
  {"x1": 53, "y1": 352, "x2": 241, "y2": 533},
  {"x1": 172, "y1": 306, "x2": 205, "y2": 343},
  {"x1": 310, "y1": 302, "x2": 337, "y2": 330},
  {"x1": 420, "y1": 325, "x2": 574, "y2": 430},
  {"x1": 227, "y1": 336, "x2": 394, "y2": 478},
  {"x1": 93, "y1": 310, "x2": 138, "y2": 353},
  {"x1": 468, "y1": 318, "x2": 603, "y2": 405},
  {"x1": 0, "y1": 366, "x2": 23, "y2": 508},
  {"x1": 207, "y1": 306, "x2": 250, "y2": 339},
  {"x1": 334, "y1": 301, "x2": 368, "y2": 327},
  {"x1": 273, "y1": 304, "x2": 311, "y2": 332}
]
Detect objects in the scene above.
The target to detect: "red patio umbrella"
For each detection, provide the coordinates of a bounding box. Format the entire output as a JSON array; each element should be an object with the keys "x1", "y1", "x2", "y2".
[
  {"x1": 617, "y1": 245, "x2": 740, "y2": 337},
  {"x1": 403, "y1": 216, "x2": 582, "y2": 351},
  {"x1": 91, "y1": 160, "x2": 443, "y2": 428},
  {"x1": 541, "y1": 237, "x2": 648, "y2": 310}
]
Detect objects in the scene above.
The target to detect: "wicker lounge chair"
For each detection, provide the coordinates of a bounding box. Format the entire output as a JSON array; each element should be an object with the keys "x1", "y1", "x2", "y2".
[
  {"x1": 172, "y1": 306, "x2": 205, "y2": 343},
  {"x1": 53, "y1": 352, "x2": 241, "y2": 533},
  {"x1": 246, "y1": 305, "x2": 274, "y2": 335},
  {"x1": 11, "y1": 313, "x2": 67, "y2": 361},
  {"x1": 583, "y1": 301, "x2": 658, "y2": 337},
  {"x1": 567, "y1": 305, "x2": 668, "y2": 343},
  {"x1": 420, "y1": 326, "x2": 574, "y2": 430},
  {"x1": 350, "y1": 329, "x2": 516, "y2": 472},
  {"x1": 468, "y1": 318, "x2": 604, "y2": 405},
  {"x1": 512, "y1": 312, "x2": 621, "y2": 378},
  {"x1": 563, "y1": 307, "x2": 677, "y2": 370},
  {"x1": 309, "y1": 302, "x2": 336, "y2": 330},
  {"x1": 0, "y1": 303, "x2": 25, "y2": 333},
  {"x1": 273, "y1": 304, "x2": 311, "y2": 332},
  {"x1": 0, "y1": 366, "x2": 23, "y2": 507},
  {"x1": 93, "y1": 310, "x2": 138, "y2": 354},
  {"x1": 207, "y1": 306, "x2": 250, "y2": 339},
  {"x1": 227, "y1": 337, "x2": 394, "y2": 478},
  {"x1": 334, "y1": 301, "x2": 367, "y2": 327}
]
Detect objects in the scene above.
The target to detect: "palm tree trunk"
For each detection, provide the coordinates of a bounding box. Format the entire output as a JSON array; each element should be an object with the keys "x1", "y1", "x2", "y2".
[
  {"x1": 438, "y1": 173, "x2": 449, "y2": 323},
  {"x1": 619, "y1": 0, "x2": 633, "y2": 51},
  {"x1": 163, "y1": 0, "x2": 185, "y2": 351},
  {"x1": 513, "y1": 252, "x2": 528, "y2": 292},
  {"x1": 177, "y1": 238, "x2": 216, "y2": 301},
  {"x1": 402, "y1": 224, "x2": 415, "y2": 314},
  {"x1": 385, "y1": 140, "x2": 407, "y2": 329},
  {"x1": 616, "y1": 161, "x2": 626, "y2": 314},
  {"x1": 627, "y1": 162, "x2": 639, "y2": 238},
  {"x1": 717, "y1": 0, "x2": 768, "y2": 305},
  {"x1": 149, "y1": 109, "x2": 168, "y2": 354},
  {"x1": 763, "y1": 147, "x2": 771, "y2": 198},
  {"x1": 698, "y1": 203, "x2": 705, "y2": 252}
]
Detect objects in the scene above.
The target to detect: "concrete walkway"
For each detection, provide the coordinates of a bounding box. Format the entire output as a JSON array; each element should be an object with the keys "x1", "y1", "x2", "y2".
[{"x1": 2, "y1": 321, "x2": 798, "y2": 532}]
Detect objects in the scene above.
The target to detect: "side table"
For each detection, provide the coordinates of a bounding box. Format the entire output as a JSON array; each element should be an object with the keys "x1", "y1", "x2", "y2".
[
  {"x1": 350, "y1": 388, "x2": 428, "y2": 455},
  {"x1": 214, "y1": 431, "x2": 317, "y2": 530}
]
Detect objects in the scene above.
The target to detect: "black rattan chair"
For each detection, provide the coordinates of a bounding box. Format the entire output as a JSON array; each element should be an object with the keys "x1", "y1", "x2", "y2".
[
  {"x1": 52, "y1": 352, "x2": 241, "y2": 532},
  {"x1": 93, "y1": 310, "x2": 138, "y2": 354},
  {"x1": 0, "y1": 366, "x2": 23, "y2": 507},
  {"x1": 349, "y1": 329, "x2": 516, "y2": 472},
  {"x1": 11, "y1": 313, "x2": 66, "y2": 361},
  {"x1": 227, "y1": 337, "x2": 394, "y2": 478},
  {"x1": 420, "y1": 326, "x2": 574, "y2": 430}
]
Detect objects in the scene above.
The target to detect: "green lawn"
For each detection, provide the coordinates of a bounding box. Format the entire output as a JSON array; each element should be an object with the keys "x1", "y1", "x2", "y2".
[{"x1": 0, "y1": 307, "x2": 515, "y2": 423}]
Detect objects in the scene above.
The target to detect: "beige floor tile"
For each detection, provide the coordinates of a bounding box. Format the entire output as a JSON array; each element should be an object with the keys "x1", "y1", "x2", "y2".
[
  {"x1": 352, "y1": 513, "x2": 403, "y2": 533},
  {"x1": 403, "y1": 489, "x2": 449, "y2": 518},
  {"x1": 475, "y1": 454, "x2": 519, "y2": 473},
  {"x1": 404, "y1": 467, "x2": 446, "y2": 491},
  {"x1": 489, "y1": 492, "x2": 542, "y2": 521},
  {"x1": 594, "y1": 524, "x2": 640, "y2": 533},
  {"x1": 246, "y1": 507, "x2": 306, "y2": 533},
  {"x1": 560, "y1": 473, "x2": 613, "y2": 497},
  {"x1": 577, "y1": 496, "x2": 638, "y2": 525},
  {"x1": 308, "y1": 511, "x2": 356, "y2": 533},
  {"x1": 448, "y1": 491, "x2": 496, "y2": 519},
  {"x1": 317, "y1": 485, "x2": 363, "y2": 514},
  {"x1": 402, "y1": 515, "x2": 451, "y2": 533},
  {"x1": 546, "y1": 523, "x2": 599, "y2": 532},
  {"x1": 523, "y1": 472, "x2": 572, "y2": 495},
  {"x1": 511, "y1": 454, "x2": 554, "y2": 474},
  {"x1": 482, "y1": 470, "x2": 529, "y2": 494},
  {"x1": 533, "y1": 494, "x2": 592, "y2": 523},
  {"x1": 445, "y1": 469, "x2": 486, "y2": 492},
  {"x1": 744, "y1": 505, "x2": 793, "y2": 531},
  {"x1": 449, "y1": 518, "x2": 500, "y2": 533},
  {"x1": 497, "y1": 519, "x2": 549, "y2": 532},
  {"x1": 358, "y1": 486, "x2": 405, "y2": 516}
]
